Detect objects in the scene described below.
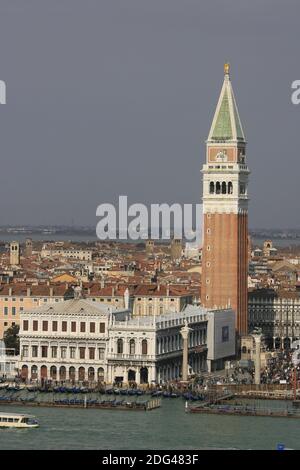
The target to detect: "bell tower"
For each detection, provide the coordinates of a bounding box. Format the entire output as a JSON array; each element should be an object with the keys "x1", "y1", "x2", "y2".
[{"x1": 201, "y1": 64, "x2": 249, "y2": 335}]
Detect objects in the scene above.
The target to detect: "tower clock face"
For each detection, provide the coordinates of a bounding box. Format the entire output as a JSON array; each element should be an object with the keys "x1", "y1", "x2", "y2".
[{"x1": 216, "y1": 151, "x2": 227, "y2": 162}]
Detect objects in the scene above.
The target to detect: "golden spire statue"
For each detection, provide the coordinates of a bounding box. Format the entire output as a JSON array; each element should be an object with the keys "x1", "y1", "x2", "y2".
[{"x1": 224, "y1": 62, "x2": 230, "y2": 75}]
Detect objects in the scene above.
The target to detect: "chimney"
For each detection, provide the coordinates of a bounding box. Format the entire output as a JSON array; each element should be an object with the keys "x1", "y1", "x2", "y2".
[
  {"x1": 9, "y1": 287, "x2": 12, "y2": 296},
  {"x1": 112, "y1": 287, "x2": 115, "y2": 297},
  {"x1": 50, "y1": 287, "x2": 53, "y2": 297},
  {"x1": 27, "y1": 287, "x2": 31, "y2": 297},
  {"x1": 166, "y1": 284, "x2": 170, "y2": 297},
  {"x1": 87, "y1": 287, "x2": 91, "y2": 296}
]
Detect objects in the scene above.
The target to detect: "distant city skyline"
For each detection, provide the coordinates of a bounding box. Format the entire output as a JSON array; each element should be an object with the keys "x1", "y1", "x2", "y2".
[{"x1": 0, "y1": 1, "x2": 299, "y2": 228}]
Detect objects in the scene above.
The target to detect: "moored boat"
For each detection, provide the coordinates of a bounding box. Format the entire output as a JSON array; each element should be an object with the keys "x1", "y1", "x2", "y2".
[{"x1": 0, "y1": 412, "x2": 39, "y2": 428}]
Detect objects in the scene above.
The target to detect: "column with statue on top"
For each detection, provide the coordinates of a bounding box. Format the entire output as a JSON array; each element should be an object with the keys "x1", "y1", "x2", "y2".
[{"x1": 180, "y1": 320, "x2": 192, "y2": 382}]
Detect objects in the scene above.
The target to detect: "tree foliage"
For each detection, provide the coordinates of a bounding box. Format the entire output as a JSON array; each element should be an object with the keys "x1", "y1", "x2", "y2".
[{"x1": 3, "y1": 324, "x2": 20, "y2": 355}]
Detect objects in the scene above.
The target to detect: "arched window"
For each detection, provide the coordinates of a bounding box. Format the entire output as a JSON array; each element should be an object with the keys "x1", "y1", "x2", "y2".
[
  {"x1": 140, "y1": 367, "x2": 148, "y2": 384},
  {"x1": 69, "y1": 366, "x2": 76, "y2": 381},
  {"x1": 88, "y1": 367, "x2": 95, "y2": 381},
  {"x1": 141, "y1": 339, "x2": 148, "y2": 355},
  {"x1": 59, "y1": 366, "x2": 66, "y2": 381},
  {"x1": 78, "y1": 367, "x2": 85, "y2": 381},
  {"x1": 128, "y1": 369, "x2": 136, "y2": 382},
  {"x1": 97, "y1": 367, "x2": 104, "y2": 382},
  {"x1": 50, "y1": 365, "x2": 57, "y2": 380},
  {"x1": 216, "y1": 182, "x2": 221, "y2": 194},
  {"x1": 209, "y1": 182, "x2": 214, "y2": 194},
  {"x1": 129, "y1": 339, "x2": 135, "y2": 355},
  {"x1": 240, "y1": 183, "x2": 246, "y2": 195},
  {"x1": 228, "y1": 182, "x2": 233, "y2": 194},
  {"x1": 222, "y1": 182, "x2": 227, "y2": 194},
  {"x1": 21, "y1": 365, "x2": 28, "y2": 380},
  {"x1": 117, "y1": 338, "x2": 123, "y2": 354},
  {"x1": 31, "y1": 365, "x2": 38, "y2": 380},
  {"x1": 40, "y1": 365, "x2": 47, "y2": 379}
]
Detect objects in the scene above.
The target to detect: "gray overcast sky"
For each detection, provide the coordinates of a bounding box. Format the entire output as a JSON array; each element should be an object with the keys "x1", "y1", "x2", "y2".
[{"x1": 0, "y1": 0, "x2": 299, "y2": 228}]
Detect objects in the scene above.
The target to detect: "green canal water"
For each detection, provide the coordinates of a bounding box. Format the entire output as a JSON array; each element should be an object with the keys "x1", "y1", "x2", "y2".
[{"x1": 0, "y1": 399, "x2": 299, "y2": 450}]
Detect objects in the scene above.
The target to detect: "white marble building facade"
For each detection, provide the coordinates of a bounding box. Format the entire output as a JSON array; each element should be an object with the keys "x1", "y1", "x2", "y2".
[
  {"x1": 19, "y1": 297, "x2": 236, "y2": 384},
  {"x1": 248, "y1": 291, "x2": 300, "y2": 349},
  {"x1": 19, "y1": 298, "x2": 129, "y2": 382},
  {"x1": 106, "y1": 305, "x2": 235, "y2": 384}
]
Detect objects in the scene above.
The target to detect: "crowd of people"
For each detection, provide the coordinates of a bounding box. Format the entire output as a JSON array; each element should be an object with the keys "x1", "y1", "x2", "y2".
[{"x1": 260, "y1": 351, "x2": 300, "y2": 385}]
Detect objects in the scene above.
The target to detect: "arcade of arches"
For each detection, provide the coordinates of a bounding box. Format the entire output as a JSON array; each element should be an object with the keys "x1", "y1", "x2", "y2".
[{"x1": 20, "y1": 364, "x2": 105, "y2": 382}]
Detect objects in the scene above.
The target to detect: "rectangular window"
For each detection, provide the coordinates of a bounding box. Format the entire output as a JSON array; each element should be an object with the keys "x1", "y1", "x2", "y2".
[
  {"x1": 89, "y1": 348, "x2": 95, "y2": 360},
  {"x1": 32, "y1": 346, "x2": 38, "y2": 357},
  {"x1": 90, "y1": 322, "x2": 95, "y2": 333},
  {"x1": 22, "y1": 345, "x2": 28, "y2": 358},
  {"x1": 99, "y1": 323, "x2": 105, "y2": 333},
  {"x1": 80, "y1": 322, "x2": 86, "y2": 333},
  {"x1": 61, "y1": 347, "x2": 67, "y2": 359},
  {"x1": 23, "y1": 320, "x2": 28, "y2": 331},
  {"x1": 51, "y1": 346, "x2": 57, "y2": 358},
  {"x1": 62, "y1": 321, "x2": 67, "y2": 332},
  {"x1": 12, "y1": 307, "x2": 16, "y2": 316},
  {"x1": 41, "y1": 346, "x2": 48, "y2": 358},
  {"x1": 98, "y1": 348, "x2": 105, "y2": 360},
  {"x1": 33, "y1": 320, "x2": 38, "y2": 331},
  {"x1": 42, "y1": 321, "x2": 48, "y2": 331},
  {"x1": 71, "y1": 322, "x2": 76, "y2": 332},
  {"x1": 222, "y1": 326, "x2": 229, "y2": 343},
  {"x1": 79, "y1": 347, "x2": 85, "y2": 359},
  {"x1": 52, "y1": 321, "x2": 58, "y2": 332},
  {"x1": 4, "y1": 307, "x2": 8, "y2": 316},
  {"x1": 70, "y1": 347, "x2": 76, "y2": 359}
]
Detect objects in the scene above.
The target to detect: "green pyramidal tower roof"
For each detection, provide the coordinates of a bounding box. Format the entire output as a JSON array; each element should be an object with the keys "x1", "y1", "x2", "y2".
[{"x1": 207, "y1": 64, "x2": 245, "y2": 142}]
